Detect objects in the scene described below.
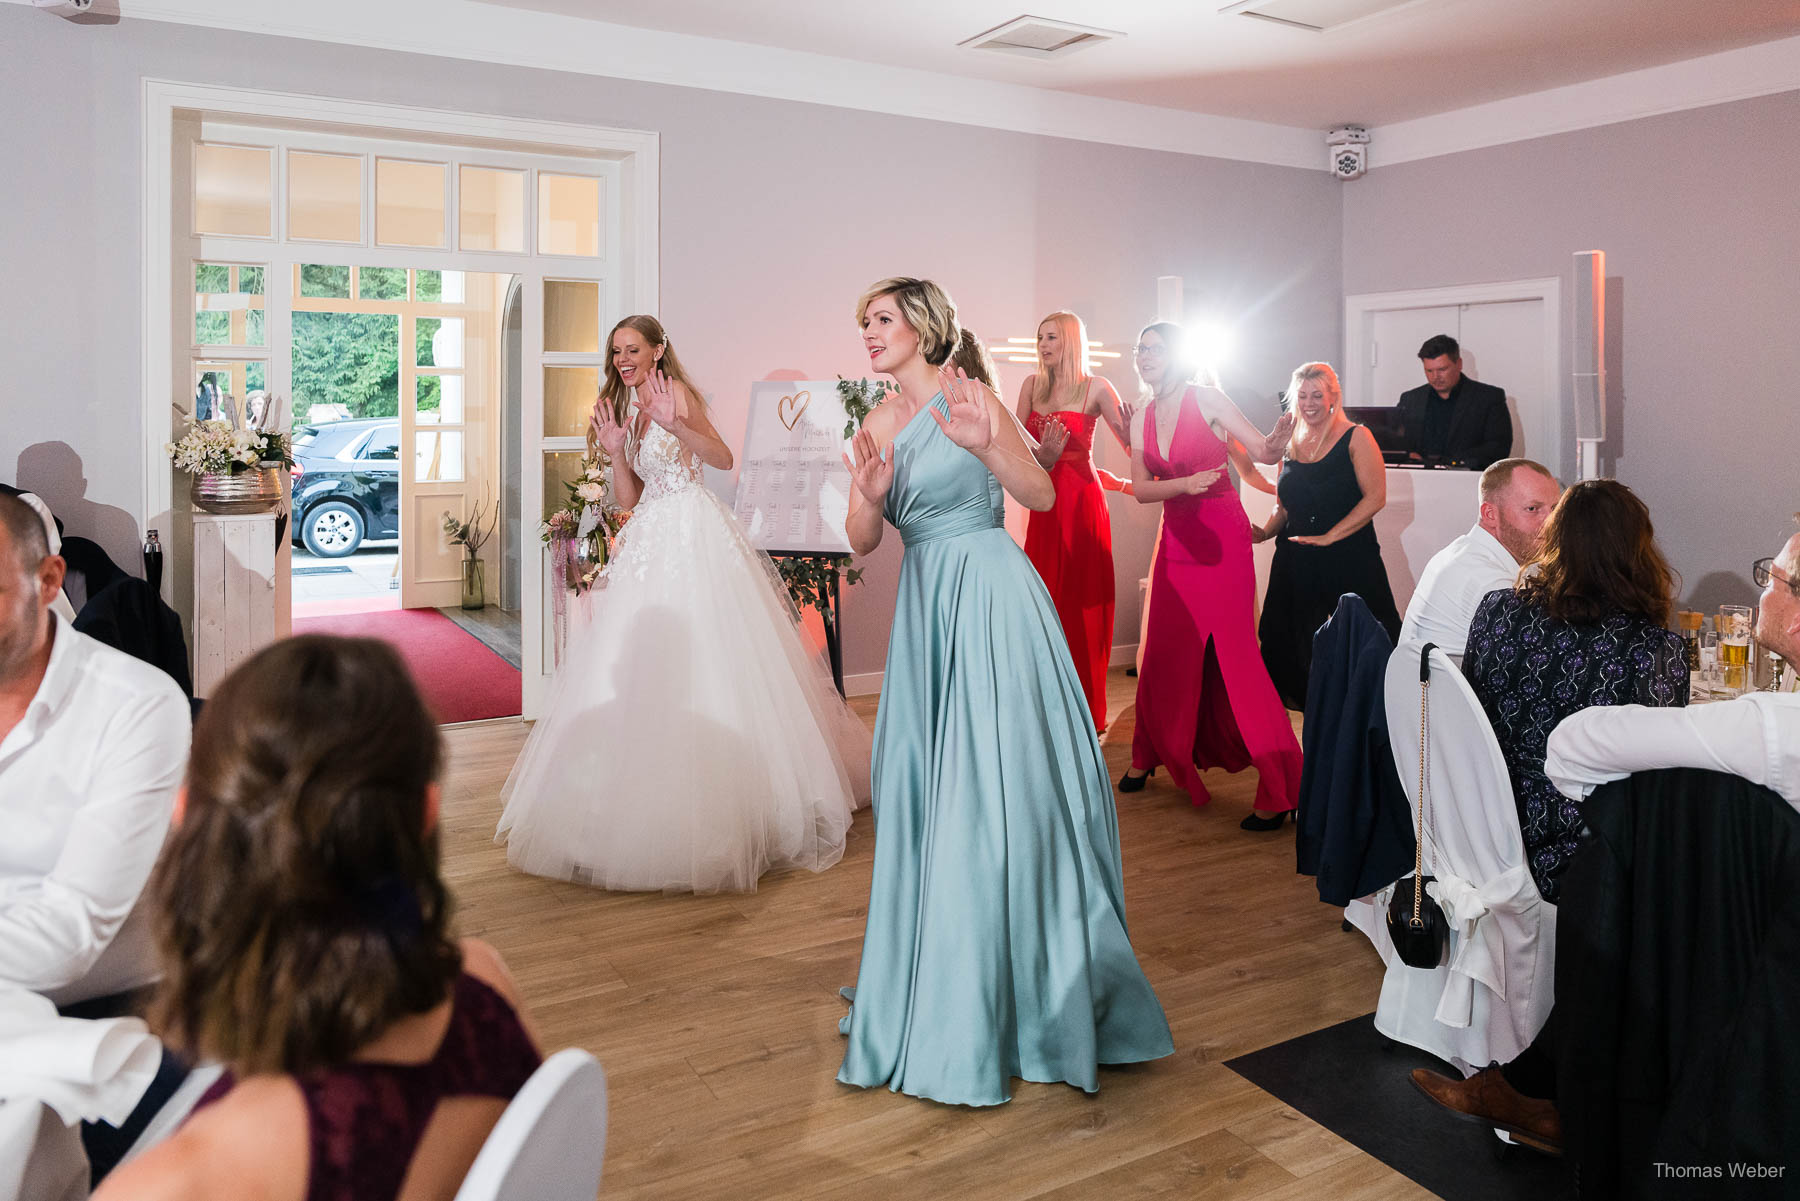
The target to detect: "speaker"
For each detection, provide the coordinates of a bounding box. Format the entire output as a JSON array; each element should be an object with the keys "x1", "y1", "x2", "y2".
[{"x1": 1572, "y1": 250, "x2": 1605, "y2": 444}]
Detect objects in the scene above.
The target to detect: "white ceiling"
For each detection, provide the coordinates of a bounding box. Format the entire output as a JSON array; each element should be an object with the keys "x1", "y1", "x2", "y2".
[{"x1": 470, "y1": 0, "x2": 1800, "y2": 128}]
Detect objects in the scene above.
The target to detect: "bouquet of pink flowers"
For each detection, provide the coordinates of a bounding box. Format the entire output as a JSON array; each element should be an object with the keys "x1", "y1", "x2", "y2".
[{"x1": 541, "y1": 450, "x2": 629, "y2": 664}]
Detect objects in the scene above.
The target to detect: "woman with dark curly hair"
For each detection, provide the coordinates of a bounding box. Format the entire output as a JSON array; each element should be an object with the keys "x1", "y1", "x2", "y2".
[
  {"x1": 96, "y1": 635, "x2": 542, "y2": 1201},
  {"x1": 1463, "y1": 479, "x2": 1689, "y2": 902}
]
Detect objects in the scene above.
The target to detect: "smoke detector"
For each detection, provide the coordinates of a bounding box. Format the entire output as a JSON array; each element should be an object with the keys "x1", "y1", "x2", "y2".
[{"x1": 960, "y1": 15, "x2": 1123, "y2": 59}]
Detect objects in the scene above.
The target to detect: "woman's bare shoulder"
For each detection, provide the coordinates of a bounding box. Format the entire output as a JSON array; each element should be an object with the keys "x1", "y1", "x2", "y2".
[{"x1": 96, "y1": 1076, "x2": 307, "y2": 1201}]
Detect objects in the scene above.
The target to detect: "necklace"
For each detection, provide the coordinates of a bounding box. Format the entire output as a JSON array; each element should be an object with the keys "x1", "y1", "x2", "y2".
[{"x1": 1293, "y1": 413, "x2": 1338, "y2": 462}]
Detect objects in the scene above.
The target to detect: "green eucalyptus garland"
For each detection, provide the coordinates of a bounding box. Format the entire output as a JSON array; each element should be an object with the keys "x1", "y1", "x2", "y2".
[{"x1": 776, "y1": 555, "x2": 863, "y2": 618}]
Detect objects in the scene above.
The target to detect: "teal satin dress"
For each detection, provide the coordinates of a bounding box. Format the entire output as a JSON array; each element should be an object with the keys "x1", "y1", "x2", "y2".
[{"x1": 837, "y1": 394, "x2": 1173, "y2": 1107}]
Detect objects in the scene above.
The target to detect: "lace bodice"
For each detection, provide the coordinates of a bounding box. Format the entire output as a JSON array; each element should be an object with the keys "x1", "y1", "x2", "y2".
[{"x1": 630, "y1": 421, "x2": 704, "y2": 504}]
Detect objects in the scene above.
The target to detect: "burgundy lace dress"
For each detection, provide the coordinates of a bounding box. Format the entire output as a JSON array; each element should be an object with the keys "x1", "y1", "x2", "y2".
[{"x1": 189, "y1": 973, "x2": 541, "y2": 1201}]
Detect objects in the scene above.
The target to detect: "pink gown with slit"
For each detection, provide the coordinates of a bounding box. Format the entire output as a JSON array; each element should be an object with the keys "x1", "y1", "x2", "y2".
[{"x1": 1129, "y1": 387, "x2": 1302, "y2": 812}]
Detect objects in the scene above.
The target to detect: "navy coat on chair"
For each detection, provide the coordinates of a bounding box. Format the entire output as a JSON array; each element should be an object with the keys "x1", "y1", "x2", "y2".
[{"x1": 1295, "y1": 593, "x2": 1415, "y2": 907}]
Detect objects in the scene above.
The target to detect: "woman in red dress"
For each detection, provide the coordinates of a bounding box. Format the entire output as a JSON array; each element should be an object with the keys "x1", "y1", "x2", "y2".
[{"x1": 1014, "y1": 311, "x2": 1133, "y2": 734}]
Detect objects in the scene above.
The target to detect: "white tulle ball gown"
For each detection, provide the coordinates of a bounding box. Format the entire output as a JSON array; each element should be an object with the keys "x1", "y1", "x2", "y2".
[{"x1": 497, "y1": 420, "x2": 871, "y2": 893}]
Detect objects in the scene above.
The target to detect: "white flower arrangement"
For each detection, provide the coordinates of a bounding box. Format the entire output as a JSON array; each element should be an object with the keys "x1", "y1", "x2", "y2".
[{"x1": 165, "y1": 419, "x2": 292, "y2": 475}]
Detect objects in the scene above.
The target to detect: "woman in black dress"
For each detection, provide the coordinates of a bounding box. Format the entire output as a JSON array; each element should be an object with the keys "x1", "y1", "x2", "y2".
[{"x1": 1254, "y1": 362, "x2": 1400, "y2": 709}]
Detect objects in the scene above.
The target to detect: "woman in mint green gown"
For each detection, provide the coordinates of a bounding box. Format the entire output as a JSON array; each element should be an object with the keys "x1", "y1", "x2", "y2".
[{"x1": 836, "y1": 277, "x2": 1172, "y2": 1107}]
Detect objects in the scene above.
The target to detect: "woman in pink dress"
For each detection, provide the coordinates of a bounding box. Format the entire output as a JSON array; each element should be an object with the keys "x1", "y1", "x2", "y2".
[
  {"x1": 1119, "y1": 322, "x2": 1304, "y2": 831},
  {"x1": 1013, "y1": 311, "x2": 1133, "y2": 733}
]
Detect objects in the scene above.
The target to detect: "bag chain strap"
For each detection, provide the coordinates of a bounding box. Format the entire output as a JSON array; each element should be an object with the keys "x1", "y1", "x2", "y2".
[{"x1": 1412, "y1": 662, "x2": 1430, "y2": 929}]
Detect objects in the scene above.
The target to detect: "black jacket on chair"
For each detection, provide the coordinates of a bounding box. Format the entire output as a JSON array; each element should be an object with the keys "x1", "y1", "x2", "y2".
[
  {"x1": 1395, "y1": 378, "x2": 1511, "y2": 468},
  {"x1": 1295, "y1": 593, "x2": 1415, "y2": 906},
  {"x1": 1555, "y1": 768, "x2": 1800, "y2": 1200},
  {"x1": 74, "y1": 577, "x2": 194, "y2": 699}
]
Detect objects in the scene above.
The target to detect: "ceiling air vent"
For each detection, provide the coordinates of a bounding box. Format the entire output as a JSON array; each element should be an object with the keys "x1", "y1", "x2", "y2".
[
  {"x1": 1219, "y1": 0, "x2": 1432, "y2": 34},
  {"x1": 959, "y1": 15, "x2": 1123, "y2": 59}
]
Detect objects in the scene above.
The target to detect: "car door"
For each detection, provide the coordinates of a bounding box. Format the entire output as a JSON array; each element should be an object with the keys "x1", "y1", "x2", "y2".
[{"x1": 358, "y1": 423, "x2": 402, "y2": 537}]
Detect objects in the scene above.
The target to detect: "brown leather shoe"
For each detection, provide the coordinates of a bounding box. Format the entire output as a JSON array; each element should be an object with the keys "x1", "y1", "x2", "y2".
[{"x1": 1410, "y1": 1066, "x2": 1564, "y2": 1154}]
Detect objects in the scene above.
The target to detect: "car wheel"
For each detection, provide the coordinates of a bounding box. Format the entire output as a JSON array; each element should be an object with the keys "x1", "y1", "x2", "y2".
[{"x1": 302, "y1": 501, "x2": 365, "y2": 558}]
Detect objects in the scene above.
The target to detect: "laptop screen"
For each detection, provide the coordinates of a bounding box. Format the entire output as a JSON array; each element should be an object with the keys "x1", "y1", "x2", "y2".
[{"x1": 1344, "y1": 406, "x2": 1410, "y2": 459}]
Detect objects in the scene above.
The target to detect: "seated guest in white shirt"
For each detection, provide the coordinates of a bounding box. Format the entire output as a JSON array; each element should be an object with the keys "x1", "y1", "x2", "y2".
[
  {"x1": 1546, "y1": 525, "x2": 1800, "y2": 809},
  {"x1": 0, "y1": 493, "x2": 190, "y2": 1006},
  {"x1": 1397, "y1": 457, "x2": 1561, "y2": 658},
  {"x1": 0, "y1": 484, "x2": 76, "y2": 621},
  {"x1": 1410, "y1": 522, "x2": 1800, "y2": 1153}
]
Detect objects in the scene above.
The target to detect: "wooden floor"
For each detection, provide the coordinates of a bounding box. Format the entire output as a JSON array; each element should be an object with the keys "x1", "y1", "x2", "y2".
[{"x1": 439, "y1": 669, "x2": 1433, "y2": 1200}]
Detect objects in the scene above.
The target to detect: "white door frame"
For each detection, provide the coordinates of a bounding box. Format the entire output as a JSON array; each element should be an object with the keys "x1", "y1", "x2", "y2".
[
  {"x1": 142, "y1": 80, "x2": 658, "y2": 717},
  {"x1": 1343, "y1": 277, "x2": 1564, "y2": 474}
]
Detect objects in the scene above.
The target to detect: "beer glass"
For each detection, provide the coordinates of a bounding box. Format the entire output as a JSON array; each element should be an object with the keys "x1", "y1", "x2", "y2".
[{"x1": 1719, "y1": 605, "x2": 1753, "y2": 693}]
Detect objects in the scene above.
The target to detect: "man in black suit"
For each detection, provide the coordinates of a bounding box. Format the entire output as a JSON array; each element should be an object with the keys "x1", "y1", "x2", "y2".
[{"x1": 1395, "y1": 334, "x2": 1512, "y2": 469}]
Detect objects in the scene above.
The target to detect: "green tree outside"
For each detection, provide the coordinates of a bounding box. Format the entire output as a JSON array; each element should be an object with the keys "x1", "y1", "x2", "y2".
[{"x1": 292, "y1": 311, "x2": 400, "y2": 422}]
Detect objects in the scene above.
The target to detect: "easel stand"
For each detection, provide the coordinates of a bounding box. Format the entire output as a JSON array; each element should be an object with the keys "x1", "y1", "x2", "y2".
[{"x1": 768, "y1": 551, "x2": 845, "y2": 697}]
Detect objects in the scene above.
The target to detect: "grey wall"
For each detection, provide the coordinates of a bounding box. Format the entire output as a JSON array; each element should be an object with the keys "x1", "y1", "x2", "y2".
[
  {"x1": 1342, "y1": 91, "x2": 1800, "y2": 611},
  {"x1": 0, "y1": 5, "x2": 1341, "y2": 678}
]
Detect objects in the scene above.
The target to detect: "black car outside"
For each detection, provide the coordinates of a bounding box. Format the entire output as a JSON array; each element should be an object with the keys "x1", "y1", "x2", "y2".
[{"x1": 290, "y1": 418, "x2": 401, "y2": 557}]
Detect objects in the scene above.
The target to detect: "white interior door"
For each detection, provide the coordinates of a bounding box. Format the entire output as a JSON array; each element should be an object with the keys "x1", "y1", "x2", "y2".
[
  {"x1": 400, "y1": 273, "x2": 507, "y2": 610},
  {"x1": 1365, "y1": 305, "x2": 1459, "y2": 408},
  {"x1": 1457, "y1": 299, "x2": 1548, "y2": 465}
]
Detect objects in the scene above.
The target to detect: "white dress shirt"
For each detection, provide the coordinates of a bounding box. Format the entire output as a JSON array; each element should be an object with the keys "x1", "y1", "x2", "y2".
[
  {"x1": 1397, "y1": 522, "x2": 1520, "y2": 658},
  {"x1": 1544, "y1": 692, "x2": 1800, "y2": 811},
  {"x1": 0, "y1": 614, "x2": 189, "y2": 1004}
]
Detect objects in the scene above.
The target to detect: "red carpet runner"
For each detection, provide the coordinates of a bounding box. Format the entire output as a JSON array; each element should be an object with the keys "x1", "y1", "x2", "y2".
[{"x1": 292, "y1": 607, "x2": 521, "y2": 723}]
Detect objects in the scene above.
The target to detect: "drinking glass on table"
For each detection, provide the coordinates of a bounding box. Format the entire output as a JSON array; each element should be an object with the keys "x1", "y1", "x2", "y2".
[
  {"x1": 1697, "y1": 630, "x2": 1722, "y2": 694},
  {"x1": 1718, "y1": 604, "x2": 1753, "y2": 694}
]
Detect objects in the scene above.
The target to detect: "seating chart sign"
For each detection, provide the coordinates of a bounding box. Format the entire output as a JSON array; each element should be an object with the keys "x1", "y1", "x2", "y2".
[{"x1": 733, "y1": 380, "x2": 855, "y2": 555}]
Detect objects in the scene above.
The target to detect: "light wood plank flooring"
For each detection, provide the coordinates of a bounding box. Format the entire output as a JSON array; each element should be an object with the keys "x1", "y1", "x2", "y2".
[{"x1": 439, "y1": 669, "x2": 1430, "y2": 1200}]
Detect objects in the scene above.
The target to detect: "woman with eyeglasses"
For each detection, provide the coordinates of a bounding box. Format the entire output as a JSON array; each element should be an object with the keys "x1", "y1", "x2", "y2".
[
  {"x1": 1254, "y1": 362, "x2": 1401, "y2": 710},
  {"x1": 1013, "y1": 311, "x2": 1134, "y2": 733},
  {"x1": 1119, "y1": 322, "x2": 1304, "y2": 831}
]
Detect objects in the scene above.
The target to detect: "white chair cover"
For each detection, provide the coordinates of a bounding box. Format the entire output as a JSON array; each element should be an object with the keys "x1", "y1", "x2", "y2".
[
  {"x1": 453, "y1": 1048, "x2": 607, "y2": 1201},
  {"x1": 1365, "y1": 646, "x2": 1557, "y2": 1075}
]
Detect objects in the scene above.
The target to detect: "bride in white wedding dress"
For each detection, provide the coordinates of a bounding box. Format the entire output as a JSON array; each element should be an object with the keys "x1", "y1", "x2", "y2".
[{"x1": 497, "y1": 315, "x2": 870, "y2": 893}]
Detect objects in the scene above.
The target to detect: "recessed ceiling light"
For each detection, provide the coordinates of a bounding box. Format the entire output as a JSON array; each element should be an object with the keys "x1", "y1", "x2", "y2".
[
  {"x1": 1218, "y1": 0, "x2": 1435, "y2": 34},
  {"x1": 960, "y1": 15, "x2": 1124, "y2": 59}
]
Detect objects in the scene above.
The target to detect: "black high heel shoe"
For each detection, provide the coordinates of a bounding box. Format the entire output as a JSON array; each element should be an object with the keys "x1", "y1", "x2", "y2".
[
  {"x1": 1239, "y1": 809, "x2": 1294, "y2": 832},
  {"x1": 1117, "y1": 767, "x2": 1154, "y2": 793}
]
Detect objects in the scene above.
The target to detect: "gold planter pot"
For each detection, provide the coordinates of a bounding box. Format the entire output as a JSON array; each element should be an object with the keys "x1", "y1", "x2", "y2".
[{"x1": 191, "y1": 463, "x2": 283, "y2": 514}]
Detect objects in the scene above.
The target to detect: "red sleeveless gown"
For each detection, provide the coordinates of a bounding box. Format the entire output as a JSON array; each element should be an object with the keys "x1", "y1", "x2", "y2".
[{"x1": 1024, "y1": 407, "x2": 1115, "y2": 734}]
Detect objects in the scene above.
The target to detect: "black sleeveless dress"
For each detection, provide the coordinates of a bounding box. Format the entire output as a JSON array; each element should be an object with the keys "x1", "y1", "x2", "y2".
[{"x1": 1257, "y1": 428, "x2": 1401, "y2": 708}]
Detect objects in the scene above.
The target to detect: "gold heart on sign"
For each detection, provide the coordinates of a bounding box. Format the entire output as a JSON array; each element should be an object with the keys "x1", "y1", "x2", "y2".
[{"x1": 777, "y1": 390, "x2": 811, "y2": 431}]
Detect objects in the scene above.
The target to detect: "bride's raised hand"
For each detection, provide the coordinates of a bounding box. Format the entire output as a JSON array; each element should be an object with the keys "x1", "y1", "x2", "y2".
[
  {"x1": 589, "y1": 399, "x2": 628, "y2": 456},
  {"x1": 633, "y1": 368, "x2": 683, "y2": 430},
  {"x1": 929, "y1": 366, "x2": 995, "y2": 453},
  {"x1": 842, "y1": 428, "x2": 894, "y2": 505}
]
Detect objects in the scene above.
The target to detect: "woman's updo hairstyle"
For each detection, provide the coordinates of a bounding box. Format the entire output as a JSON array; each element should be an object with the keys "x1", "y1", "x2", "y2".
[{"x1": 855, "y1": 277, "x2": 961, "y2": 367}]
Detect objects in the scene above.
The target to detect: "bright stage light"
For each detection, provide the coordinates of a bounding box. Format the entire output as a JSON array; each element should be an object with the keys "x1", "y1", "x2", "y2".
[{"x1": 1186, "y1": 321, "x2": 1233, "y2": 379}]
